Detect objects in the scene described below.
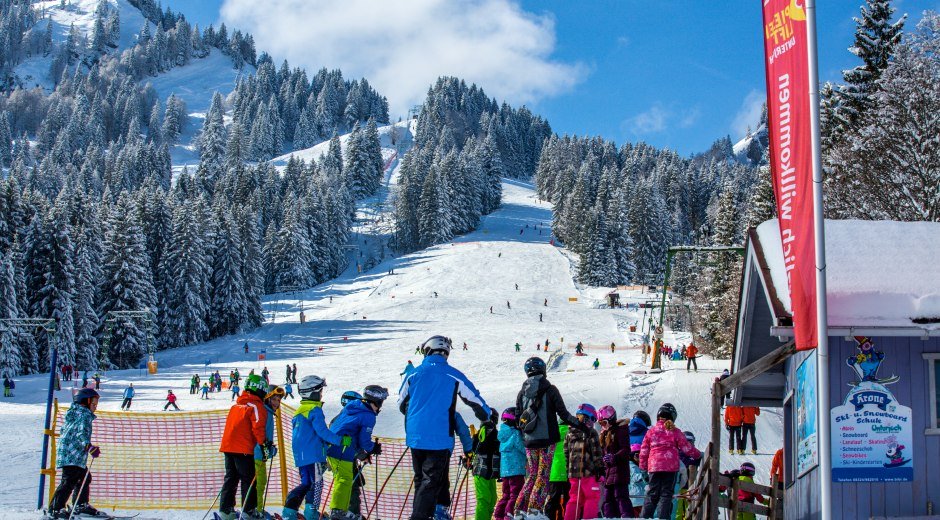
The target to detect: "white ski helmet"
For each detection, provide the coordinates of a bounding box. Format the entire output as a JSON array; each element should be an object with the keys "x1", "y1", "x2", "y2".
[
  {"x1": 421, "y1": 335, "x2": 452, "y2": 356},
  {"x1": 299, "y1": 375, "x2": 326, "y2": 399}
]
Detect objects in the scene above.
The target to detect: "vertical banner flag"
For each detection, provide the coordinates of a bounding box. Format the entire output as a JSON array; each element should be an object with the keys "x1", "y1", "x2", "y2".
[{"x1": 762, "y1": 0, "x2": 819, "y2": 350}]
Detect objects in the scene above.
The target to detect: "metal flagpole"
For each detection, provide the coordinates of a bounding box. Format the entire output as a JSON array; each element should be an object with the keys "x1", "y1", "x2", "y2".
[{"x1": 805, "y1": 0, "x2": 832, "y2": 517}]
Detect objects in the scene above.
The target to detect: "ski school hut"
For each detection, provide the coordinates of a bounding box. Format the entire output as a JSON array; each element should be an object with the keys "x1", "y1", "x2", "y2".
[{"x1": 730, "y1": 219, "x2": 940, "y2": 519}]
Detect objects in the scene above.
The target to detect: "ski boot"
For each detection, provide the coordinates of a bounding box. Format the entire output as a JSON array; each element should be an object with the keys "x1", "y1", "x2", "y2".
[
  {"x1": 434, "y1": 504, "x2": 452, "y2": 520},
  {"x1": 282, "y1": 508, "x2": 299, "y2": 520},
  {"x1": 72, "y1": 503, "x2": 110, "y2": 517},
  {"x1": 215, "y1": 512, "x2": 237, "y2": 520},
  {"x1": 239, "y1": 509, "x2": 267, "y2": 519},
  {"x1": 302, "y1": 504, "x2": 319, "y2": 520},
  {"x1": 42, "y1": 508, "x2": 71, "y2": 520},
  {"x1": 751, "y1": 449, "x2": 758, "y2": 455},
  {"x1": 527, "y1": 509, "x2": 549, "y2": 520}
]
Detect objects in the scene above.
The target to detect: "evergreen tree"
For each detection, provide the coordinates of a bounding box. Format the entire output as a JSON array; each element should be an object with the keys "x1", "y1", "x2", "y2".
[
  {"x1": 208, "y1": 205, "x2": 245, "y2": 337},
  {"x1": 162, "y1": 199, "x2": 210, "y2": 347},
  {"x1": 0, "y1": 250, "x2": 20, "y2": 378},
  {"x1": 197, "y1": 92, "x2": 227, "y2": 192}
]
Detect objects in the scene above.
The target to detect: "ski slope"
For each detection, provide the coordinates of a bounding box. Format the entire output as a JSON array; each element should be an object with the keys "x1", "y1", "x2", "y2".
[{"x1": 0, "y1": 180, "x2": 782, "y2": 518}]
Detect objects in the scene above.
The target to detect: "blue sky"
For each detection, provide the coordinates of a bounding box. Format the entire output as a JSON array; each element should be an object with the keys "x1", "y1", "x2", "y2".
[{"x1": 163, "y1": 0, "x2": 935, "y2": 155}]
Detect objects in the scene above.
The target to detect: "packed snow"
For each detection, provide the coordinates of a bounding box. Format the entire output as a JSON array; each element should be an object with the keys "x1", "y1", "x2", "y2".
[
  {"x1": 0, "y1": 181, "x2": 782, "y2": 518},
  {"x1": 756, "y1": 219, "x2": 940, "y2": 329}
]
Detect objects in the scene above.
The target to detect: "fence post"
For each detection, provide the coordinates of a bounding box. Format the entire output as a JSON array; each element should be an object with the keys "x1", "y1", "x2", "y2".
[
  {"x1": 710, "y1": 381, "x2": 722, "y2": 520},
  {"x1": 275, "y1": 408, "x2": 289, "y2": 505}
]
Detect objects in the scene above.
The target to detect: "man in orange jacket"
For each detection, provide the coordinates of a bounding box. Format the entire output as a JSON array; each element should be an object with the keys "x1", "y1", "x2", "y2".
[
  {"x1": 724, "y1": 405, "x2": 743, "y2": 454},
  {"x1": 218, "y1": 374, "x2": 270, "y2": 520},
  {"x1": 686, "y1": 343, "x2": 698, "y2": 372},
  {"x1": 770, "y1": 448, "x2": 784, "y2": 489},
  {"x1": 741, "y1": 406, "x2": 760, "y2": 454}
]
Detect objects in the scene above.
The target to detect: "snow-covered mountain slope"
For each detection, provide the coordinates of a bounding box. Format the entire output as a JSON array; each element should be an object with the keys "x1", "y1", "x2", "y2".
[
  {"x1": 0, "y1": 179, "x2": 782, "y2": 516},
  {"x1": 13, "y1": 0, "x2": 151, "y2": 89},
  {"x1": 733, "y1": 122, "x2": 768, "y2": 166}
]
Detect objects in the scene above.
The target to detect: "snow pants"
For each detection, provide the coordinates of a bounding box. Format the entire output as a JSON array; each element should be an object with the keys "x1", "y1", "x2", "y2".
[
  {"x1": 49, "y1": 465, "x2": 91, "y2": 511},
  {"x1": 741, "y1": 423, "x2": 757, "y2": 451},
  {"x1": 350, "y1": 461, "x2": 364, "y2": 516},
  {"x1": 544, "y1": 480, "x2": 570, "y2": 520},
  {"x1": 686, "y1": 357, "x2": 697, "y2": 371},
  {"x1": 601, "y1": 482, "x2": 634, "y2": 518},
  {"x1": 120, "y1": 398, "x2": 132, "y2": 410},
  {"x1": 328, "y1": 457, "x2": 355, "y2": 512},
  {"x1": 254, "y1": 459, "x2": 269, "y2": 511},
  {"x1": 410, "y1": 448, "x2": 451, "y2": 520},
  {"x1": 285, "y1": 463, "x2": 325, "y2": 515},
  {"x1": 728, "y1": 426, "x2": 742, "y2": 451},
  {"x1": 564, "y1": 476, "x2": 600, "y2": 520},
  {"x1": 474, "y1": 476, "x2": 497, "y2": 520},
  {"x1": 220, "y1": 452, "x2": 257, "y2": 514},
  {"x1": 514, "y1": 446, "x2": 554, "y2": 514},
  {"x1": 640, "y1": 471, "x2": 676, "y2": 519},
  {"x1": 494, "y1": 475, "x2": 524, "y2": 520}
]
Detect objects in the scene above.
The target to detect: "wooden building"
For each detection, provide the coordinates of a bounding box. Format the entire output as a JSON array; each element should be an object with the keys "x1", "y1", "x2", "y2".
[{"x1": 731, "y1": 220, "x2": 940, "y2": 519}]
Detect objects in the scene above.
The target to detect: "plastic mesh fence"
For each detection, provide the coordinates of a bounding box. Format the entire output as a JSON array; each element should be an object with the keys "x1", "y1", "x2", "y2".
[{"x1": 47, "y1": 402, "x2": 477, "y2": 517}]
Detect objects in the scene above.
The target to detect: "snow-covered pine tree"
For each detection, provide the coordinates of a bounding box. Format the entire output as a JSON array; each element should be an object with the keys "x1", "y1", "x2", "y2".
[
  {"x1": 162, "y1": 198, "x2": 210, "y2": 347},
  {"x1": 197, "y1": 92, "x2": 228, "y2": 192},
  {"x1": 209, "y1": 204, "x2": 245, "y2": 337},
  {"x1": 0, "y1": 249, "x2": 20, "y2": 377},
  {"x1": 162, "y1": 94, "x2": 187, "y2": 145},
  {"x1": 0, "y1": 112, "x2": 13, "y2": 168},
  {"x1": 343, "y1": 123, "x2": 368, "y2": 198}
]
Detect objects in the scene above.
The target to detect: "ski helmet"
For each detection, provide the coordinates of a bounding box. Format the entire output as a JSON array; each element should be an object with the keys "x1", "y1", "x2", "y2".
[
  {"x1": 657, "y1": 403, "x2": 678, "y2": 422},
  {"x1": 363, "y1": 385, "x2": 390, "y2": 409},
  {"x1": 597, "y1": 405, "x2": 617, "y2": 423},
  {"x1": 299, "y1": 375, "x2": 327, "y2": 400},
  {"x1": 341, "y1": 390, "x2": 362, "y2": 407},
  {"x1": 684, "y1": 431, "x2": 696, "y2": 445},
  {"x1": 421, "y1": 335, "x2": 452, "y2": 356},
  {"x1": 633, "y1": 410, "x2": 652, "y2": 427},
  {"x1": 739, "y1": 462, "x2": 756, "y2": 476},
  {"x1": 501, "y1": 407, "x2": 518, "y2": 422},
  {"x1": 524, "y1": 356, "x2": 547, "y2": 376},
  {"x1": 576, "y1": 403, "x2": 597, "y2": 421},
  {"x1": 73, "y1": 387, "x2": 100, "y2": 405},
  {"x1": 244, "y1": 374, "x2": 267, "y2": 396}
]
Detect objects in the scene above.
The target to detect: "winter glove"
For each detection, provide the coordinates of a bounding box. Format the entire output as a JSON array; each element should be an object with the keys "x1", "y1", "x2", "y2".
[
  {"x1": 461, "y1": 454, "x2": 474, "y2": 470},
  {"x1": 87, "y1": 445, "x2": 101, "y2": 458},
  {"x1": 355, "y1": 449, "x2": 372, "y2": 462},
  {"x1": 370, "y1": 441, "x2": 382, "y2": 456},
  {"x1": 602, "y1": 454, "x2": 614, "y2": 465},
  {"x1": 262, "y1": 441, "x2": 277, "y2": 460}
]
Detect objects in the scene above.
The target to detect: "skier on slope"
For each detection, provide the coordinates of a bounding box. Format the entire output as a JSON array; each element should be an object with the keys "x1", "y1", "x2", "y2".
[
  {"x1": 513, "y1": 357, "x2": 587, "y2": 518},
  {"x1": 282, "y1": 377, "x2": 345, "y2": 520},
  {"x1": 120, "y1": 383, "x2": 134, "y2": 411},
  {"x1": 217, "y1": 374, "x2": 269, "y2": 520},
  {"x1": 254, "y1": 385, "x2": 285, "y2": 515},
  {"x1": 163, "y1": 390, "x2": 180, "y2": 411},
  {"x1": 46, "y1": 388, "x2": 106, "y2": 519},
  {"x1": 201, "y1": 383, "x2": 210, "y2": 399},
  {"x1": 400, "y1": 360, "x2": 417, "y2": 379},
  {"x1": 398, "y1": 335, "x2": 494, "y2": 520},
  {"x1": 326, "y1": 385, "x2": 387, "y2": 520}
]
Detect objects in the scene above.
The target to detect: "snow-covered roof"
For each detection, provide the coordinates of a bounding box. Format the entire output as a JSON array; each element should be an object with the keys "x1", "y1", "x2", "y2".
[{"x1": 755, "y1": 219, "x2": 940, "y2": 329}]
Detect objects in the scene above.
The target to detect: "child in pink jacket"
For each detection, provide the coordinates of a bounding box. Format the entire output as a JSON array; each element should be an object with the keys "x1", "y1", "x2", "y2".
[{"x1": 638, "y1": 403, "x2": 700, "y2": 519}]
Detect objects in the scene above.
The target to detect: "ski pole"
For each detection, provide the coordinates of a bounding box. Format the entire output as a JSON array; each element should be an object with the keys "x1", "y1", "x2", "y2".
[
  {"x1": 261, "y1": 454, "x2": 276, "y2": 513},
  {"x1": 450, "y1": 464, "x2": 470, "y2": 519},
  {"x1": 365, "y1": 446, "x2": 410, "y2": 520},
  {"x1": 240, "y1": 475, "x2": 258, "y2": 516},
  {"x1": 199, "y1": 487, "x2": 224, "y2": 520},
  {"x1": 319, "y1": 473, "x2": 337, "y2": 519},
  {"x1": 397, "y1": 478, "x2": 415, "y2": 520},
  {"x1": 67, "y1": 455, "x2": 96, "y2": 520}
]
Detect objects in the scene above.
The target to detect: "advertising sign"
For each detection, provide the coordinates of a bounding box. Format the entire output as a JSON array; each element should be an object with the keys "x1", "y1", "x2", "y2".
[{"x1": 796, "y1": 353, "x2": 818, "y2": 475}]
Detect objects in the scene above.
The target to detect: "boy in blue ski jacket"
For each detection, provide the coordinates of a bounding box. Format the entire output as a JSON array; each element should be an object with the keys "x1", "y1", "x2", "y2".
[
  {"x1": 253, "y1": 385, "x2": 284, "y2": 514},
  {"x1": 326, "y1": 385, "x2": 387, "y2": 520},
  {"x1": 283, "y1": 376, "x2": 345, "y2": 520},
  {"x1": 48, "y1": 388, "x2": 104, "y2": 519}
]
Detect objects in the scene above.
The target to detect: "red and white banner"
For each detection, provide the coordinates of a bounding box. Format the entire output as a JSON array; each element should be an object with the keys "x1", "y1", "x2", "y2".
[{"x1": 761, "y1": 0, "x2": 818, "y2": 350}]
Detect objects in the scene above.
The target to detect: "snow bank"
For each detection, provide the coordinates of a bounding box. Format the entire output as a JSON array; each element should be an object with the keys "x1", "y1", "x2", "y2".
[{"x1": 756, "y1": 219, "x2": 940, "y2": 328}]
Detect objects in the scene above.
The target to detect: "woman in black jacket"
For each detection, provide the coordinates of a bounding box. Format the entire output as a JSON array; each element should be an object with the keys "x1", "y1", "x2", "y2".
[{"x1": 512, "y1": 357, "x2": 586, "y2": 518}]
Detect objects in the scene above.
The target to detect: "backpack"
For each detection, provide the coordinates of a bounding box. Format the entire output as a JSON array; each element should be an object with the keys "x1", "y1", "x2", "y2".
[{"x1": 518, "y1": 385, "x2": 548, "y2": 435}]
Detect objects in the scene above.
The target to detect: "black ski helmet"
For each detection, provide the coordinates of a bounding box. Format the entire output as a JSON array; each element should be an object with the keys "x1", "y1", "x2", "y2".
[
  {"x1": 73, "y1": 387, "x2": 100, "y2": 405},
  {"x1": 740, "y1": 461, "x2": 756, "y2": 476},
  {"x1": 633, "y1": 410, "x2": 652, "y2": 427},
  {"x1": 363, "y1": 385, "x2": 390, "y2": 409},
  {"x1": 657, "y1": 402, "x2": 678, "y2": 422},
  {"x1": 524, "y1": 356, "x2": 547, "y2": 376},
  {"x1": 341, "y1": 390, "x2": 362, "y2": 407}
]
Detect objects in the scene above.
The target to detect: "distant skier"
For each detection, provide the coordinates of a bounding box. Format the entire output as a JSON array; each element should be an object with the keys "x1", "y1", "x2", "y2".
[
  {"x1": 400, "y1": 360, "x2": 416, "y2": 379},
  {"x1": 741, "y1": 406, "x2": 760, "y2": 454},
  {"x1": 163, "y1": 390, "x2": 180, "y2": 411},
  {"x1": 515, "y1": 283, "x2": 519, "y2": 290},
  {"x1": 93, "y1": 372, "x2": 101, "y2": 390},
  {"x1": 201, "y1": 383, "x2": 210, "y2": 399},
  {"x1": 261, "y1": 366, "x2": 270, "y2": 384},
  {"x1": 231, "y1": 383, "x2": 241, "y2": 401},
  {"x1": 539, "y1": 313, "x2": 543, "y2": 322},
  {"x1": 286, "y1": 364, "x2": 292, "y2": 384},
  {"x1": 490, "y1": 306, "x2": 494, "y2": 314},
  {"x1": 244, "y1": 342, "x2": 249, "y2": 354},
  {"x1": 610, "y1": 342, "x2": 616, "y2": 353},
  {"x1": 686, "y1": 343, "x2": 699, "y2": 372},
  {"x1": 82, "y1": 370, "x2": 88, "y2": 388},
  {"x1": 2, "y1": 376, "x2": 10, "y2": 398},
  {"x1": 575, "y1": 342, "x2": 584, "y2": 355},
  {"x1": 515, "y1": 343, "x2": 521, "y2": 352},
  {"x1": 507, "y1": 301, "x2": 511, "y2": 309},
  {"x1": 593, "y1": 358, "x2": 600, "y2": 370},
  {"x1": 293, "y1": 363, "x2": 298, "y2": 384},
  {"x1": 544, "y1": 298, "x2": 548, "y2": 307},
  {"x1": 285, "y1": 382, "x2": 295, "y2": 399},
  {"x1": 121, "y1": 383, "x2": 134, "y2": 410},
  {"x1": 47, "y1": 388, "x2": 104, "y2": 519},
  {"x1": 463, "y1": 342, "x2": 469, "y2": 350},
  {"x1": 191, "y1": 374, "x2": 198, "y2": 394}
]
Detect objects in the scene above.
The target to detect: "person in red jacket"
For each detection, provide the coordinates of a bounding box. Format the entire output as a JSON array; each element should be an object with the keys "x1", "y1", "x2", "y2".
[
  {"x1": 218, "y1": 374, "x2": 269, "y2": 520},
  {"x1": 770, "y1": 448, "x2": 784, "y2": 489},
  {"x1": 163, "y1": 390, "x2": 180, "y2": 411},
  {"x1": 724, "y1": 405, "x2": 743, "y2": 454},
  {"x1": 741, "y1": 406, "x2": 760, "y2": 454},
  {"x1": 685, "y1": 344, "x2": 698, "y2": 372}
]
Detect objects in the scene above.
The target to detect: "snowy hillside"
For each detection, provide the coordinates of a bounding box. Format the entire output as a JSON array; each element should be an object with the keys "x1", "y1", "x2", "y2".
[
  {"x1": 0, "y1": 178, "x2": 782, "y2": 517},
  {"x1": 733, "y1": 123, "x2": 768, "y2": 165},
  {"x1": 13, "y1": 0, "x2": 151, "y2": 89}
]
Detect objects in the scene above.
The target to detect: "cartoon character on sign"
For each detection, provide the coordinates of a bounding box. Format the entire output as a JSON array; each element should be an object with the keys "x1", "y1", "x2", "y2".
[
  {"x1": 846, "y1": 336, "x2": 896, "y2": 385},
  {"x1": 884, "y1": 443, "x2": 910, "y2": 468}
]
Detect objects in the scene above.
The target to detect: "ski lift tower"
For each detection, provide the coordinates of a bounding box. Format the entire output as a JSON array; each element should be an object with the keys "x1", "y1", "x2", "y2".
[
  {"x1": 1, "y1": 318, "x2": 57, "y2": 509},
  {"x1": 650, "y1": 245, "x2": 745, "y2": 371}
]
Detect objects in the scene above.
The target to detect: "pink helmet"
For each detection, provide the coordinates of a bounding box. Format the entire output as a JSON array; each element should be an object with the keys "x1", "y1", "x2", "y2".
[{"x1": 597, "y1": 405, "x2": 617, "y2": 423}]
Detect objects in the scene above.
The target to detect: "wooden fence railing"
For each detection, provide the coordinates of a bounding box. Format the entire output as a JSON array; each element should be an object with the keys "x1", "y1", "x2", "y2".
[{"x1": 683, "y1": 442, "x2": 783, "y2": 519}]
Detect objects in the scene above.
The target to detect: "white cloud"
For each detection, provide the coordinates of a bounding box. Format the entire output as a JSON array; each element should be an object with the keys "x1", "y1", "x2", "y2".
[
  {"x1": 626, "y1": 103, "x2": 700, "y2": 136},
  {"x1": 220, "y1": 0, "x2": 585, "y2": 117},
  {"x1": 731, "y1": 90, "x2": 765, "y2": 139}
]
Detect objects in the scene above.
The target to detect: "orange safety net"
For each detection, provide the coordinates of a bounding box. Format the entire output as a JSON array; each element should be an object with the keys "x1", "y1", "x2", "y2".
[{"x1": 45, "y1": 402, "x2": 477, "y2": 517}]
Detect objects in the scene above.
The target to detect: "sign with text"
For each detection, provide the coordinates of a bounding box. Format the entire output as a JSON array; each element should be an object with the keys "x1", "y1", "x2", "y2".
[
  {"x1": 796, "y1": 353, "x2": 818, "y2": 476},
  {"x1": 761, "y1": 0, "x2": 819, "y2": 350}
]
